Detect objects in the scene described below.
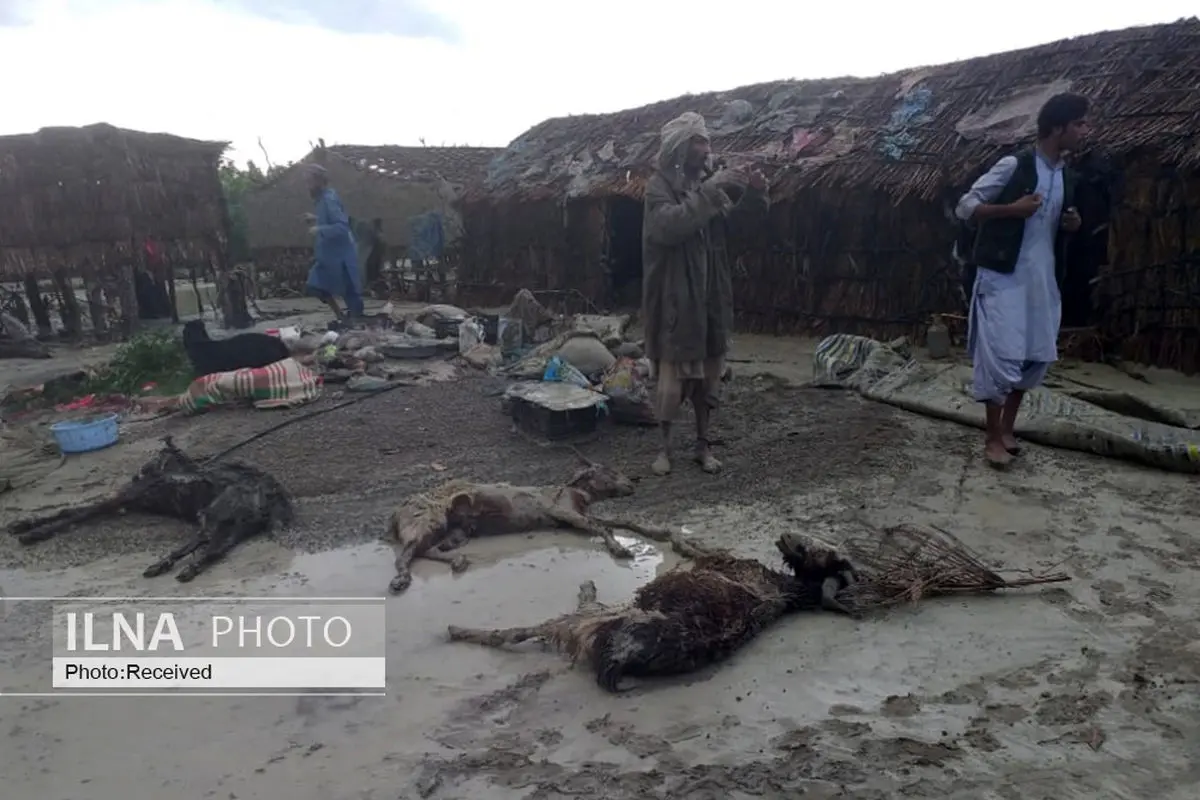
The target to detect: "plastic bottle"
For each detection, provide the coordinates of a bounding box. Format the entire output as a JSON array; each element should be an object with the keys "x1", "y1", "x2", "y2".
[{"x1": 926, "y1": 315, "x2": 950, "y2": 360}]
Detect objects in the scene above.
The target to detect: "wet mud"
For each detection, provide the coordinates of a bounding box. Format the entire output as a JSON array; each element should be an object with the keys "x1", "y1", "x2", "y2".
[{"x1": 1, "y1": 368, "x2": 1198, "y2": 799}]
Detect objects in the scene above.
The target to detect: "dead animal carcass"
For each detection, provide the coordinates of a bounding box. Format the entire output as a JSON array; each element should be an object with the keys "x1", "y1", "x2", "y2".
[
  {"x1": 387, "y1": 450, "x2": 637, "y2": 594},
  {"x1": 7, "y1": 437, "x2": 293, "y2": 582},
  {"x1": 447, "y1": 531, "x2": 860, "y2": 691}
]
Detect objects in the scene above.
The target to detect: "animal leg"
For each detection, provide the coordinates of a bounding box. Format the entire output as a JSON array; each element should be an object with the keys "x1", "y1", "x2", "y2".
[
  {"x1": 390, "y1": 540, "x2": 418, "y2": 594},
  {"x1": 435, "y1": 527, "x2": 469, "y2": 553},
  {"x1": 143, "y1": 532, "x2": 205, "y2": 578},
  {"x1": 820, "y1": 577, "x2": 861, "y2": 619},
  {"x1": 588, "y1": 515, "x2": 714, "y2": 560},
  {"x1": 544, "y1": 507, "x2": 634, "y2": 560},
  {"x1": 423, "y1": 548, "x2": 469, "y2": 574},
  {"x1": 389, "y1": 515, "x2": 449, "y2": 594},
  {"x1": 175, "y1": 521, "x2": 249, "y2": 583},
  {"x1": 11, "y1": 494, "x2": 128, "y2": 544},
  {"x1": 447, "y1": 622, "x2": 553, "y2": 649}
]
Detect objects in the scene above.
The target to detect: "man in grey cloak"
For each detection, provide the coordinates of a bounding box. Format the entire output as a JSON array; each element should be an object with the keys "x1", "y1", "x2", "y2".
[{"x1": 641, "y1": 111, "x2": 768, "y2": 476}]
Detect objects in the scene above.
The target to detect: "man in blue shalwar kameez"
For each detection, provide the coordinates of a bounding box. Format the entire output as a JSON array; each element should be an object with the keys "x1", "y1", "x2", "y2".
[
  {"x1": 303, "y1": 164, "x2": 364, "y2": 320},
  {"x1": 955, "y1": 94, "x2": 1090, "y2": 468}
]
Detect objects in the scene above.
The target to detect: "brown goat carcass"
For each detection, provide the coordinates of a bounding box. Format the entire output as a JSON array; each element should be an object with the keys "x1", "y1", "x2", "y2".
[
  {"x1": 447, "y1": 531, "x2": 861, "y2": 691},
  {"x1": 387, "y1": 451, "x2": 640, "y2": 594},
  {"x1": 7, "y1": 437, "x2": 293, "y2": 582}
]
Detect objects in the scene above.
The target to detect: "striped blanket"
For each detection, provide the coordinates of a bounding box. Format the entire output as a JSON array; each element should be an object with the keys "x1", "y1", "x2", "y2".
[
  {"x1": 811, "y1": 334, "x2": 911, "y2": 389},
  {"x1": 177, "y1": 358, "x2": 322, "y2": 414}
]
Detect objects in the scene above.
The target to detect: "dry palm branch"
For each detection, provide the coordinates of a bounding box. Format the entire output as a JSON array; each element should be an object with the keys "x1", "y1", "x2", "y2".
[{"x1": 835, "y1": 524, "x2": 1070, "y2": 612}]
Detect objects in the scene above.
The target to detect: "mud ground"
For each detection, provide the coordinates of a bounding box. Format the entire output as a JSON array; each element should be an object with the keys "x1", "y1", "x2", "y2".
[{"x1": 2, "y1": 344, "x2": 1199, "y2": 798}]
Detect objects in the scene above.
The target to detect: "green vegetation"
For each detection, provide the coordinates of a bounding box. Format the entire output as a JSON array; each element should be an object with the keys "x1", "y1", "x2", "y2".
[
  {"x1": 219, "y1": 157, "x2": 290, "y2": 263},
  {"x1": 86, "y1": 330, "x2": 194, "y2": 397},
  {"x1": 1, "y1": 331, "x2": 195, "y2": 415}
]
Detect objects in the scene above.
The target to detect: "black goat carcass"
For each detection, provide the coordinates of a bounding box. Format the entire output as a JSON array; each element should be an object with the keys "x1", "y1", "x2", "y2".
[
  {"x1": 7, "y1": 437, "x2": 294, "y2": 582},
  {"x1": 181, "y1": 320, "x2": 290, "y2": 377}
]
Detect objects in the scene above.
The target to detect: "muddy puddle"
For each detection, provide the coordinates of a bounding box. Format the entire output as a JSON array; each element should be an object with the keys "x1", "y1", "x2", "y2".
[
  {"x1": 0, "y1": 531, "x2": 689, "y2": 796},
  {"x1": 0, "y1": 519, "x2": 1128, "y2": 799},
  {"x1": 0, "y1": 528, "x2": 678, "y2": 697},
  {"x1": 0, "y1": 530, "x2": 672, "y2": 602}
]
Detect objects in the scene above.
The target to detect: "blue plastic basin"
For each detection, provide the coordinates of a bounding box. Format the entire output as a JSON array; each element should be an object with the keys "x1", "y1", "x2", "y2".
[{"x1": 50, "y1": 413, "x2": 120, "y2": 454}]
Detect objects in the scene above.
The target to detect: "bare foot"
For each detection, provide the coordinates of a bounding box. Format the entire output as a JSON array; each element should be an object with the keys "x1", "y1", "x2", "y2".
[
  {"x1": 984, "y1": 440, "x2": 1014, "y2": 469},
  {"x1": 694, "y1": 448, "x2": 722, "y2": 474},
  {"x1": 1001, "y1": 433, "x2": 1021, "y2": 455},
  {"x1": 651, "y1": 452, "x2": 672, "y2": 476}
]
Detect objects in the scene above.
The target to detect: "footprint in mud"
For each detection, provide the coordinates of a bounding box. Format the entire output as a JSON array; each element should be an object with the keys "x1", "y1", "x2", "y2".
[
  {"x1": 855, "y1": 736, "x2": 963, "y2": 768},
  {"x1": 881, "y1": 694, "x2": 921, "y2": 718},
  {"x1": 963, "y1": 724, "x2": 1002, "y2": 752},
  {"x1": 1039, "y1": 586, "x2": 1106, "y2": 623},
  {"x1": 823, "y1": 719, "x2": 872, "y2": 738},
  {"x1": 1091, "y1": 579, "x2": 1161, "y2": 619},
  {"x1": 463, "y1": 670, "x2": 552, "y2": 720},
  {"x1": 294, "y1": 695, "x2": 365, "y2": 720},
  {"x1": 435, "y1": 670, "x2": 555, "y2": 749},
  {"x1": 771, "y1": 726, "x2": 818, "y2": 752},
  {"x1": 1034, "y1": 691, "x2": 1112, "y2": 726},
  {"x1": 979, "y1": 703, "x2": 1028, "y2": 725},
  {"x1": 1132, "y1": 575, "x2": 1177, "y2": 606},
  {"x1": 585, "y1": 713, "x2": 673, "y2": 758},
  {"x1": 936, "y1": 681, "x2": 989, "y2": 705}
]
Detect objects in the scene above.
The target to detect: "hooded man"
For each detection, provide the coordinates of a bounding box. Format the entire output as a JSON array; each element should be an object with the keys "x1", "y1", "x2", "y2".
[
  {"x1": 303, "y1": 164, "x2": 364, "y2": 320},
  {"x1": 642, "y1": 111, "x2": 768, "y2": 476}
]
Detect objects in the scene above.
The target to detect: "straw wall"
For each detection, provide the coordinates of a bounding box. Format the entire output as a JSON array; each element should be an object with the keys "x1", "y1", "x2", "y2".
[
  {"x1": 456, "y1": 198, "x2": 608, "y2": 309},
  {"x1": 0, "y1": 124, "x2": 229, "y2": 337},
  {"x1": 1099, "y1": 157, "x2": 1200, "y2": 372}
]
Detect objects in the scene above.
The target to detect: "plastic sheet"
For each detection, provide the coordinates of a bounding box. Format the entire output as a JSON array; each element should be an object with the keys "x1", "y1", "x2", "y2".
[{"x1": 813, "y1": 334, "x2": 1200, "y2": 473}]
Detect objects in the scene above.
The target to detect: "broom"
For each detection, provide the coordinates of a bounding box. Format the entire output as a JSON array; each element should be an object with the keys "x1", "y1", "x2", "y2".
[{"x1": 837, "y1": 524, "x2": 1070, "y2": 611}]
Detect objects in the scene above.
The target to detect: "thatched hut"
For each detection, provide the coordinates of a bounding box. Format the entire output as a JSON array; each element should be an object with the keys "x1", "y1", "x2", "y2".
[
  {"x1": 460, "y1": 19, "x2": 1200, "y2": 373},
  {"x1": 243, "y1": 143, "x2": 500, "y2": 295},
  {"x1": 0, "y1": 123, "x2": 231, "y2": 338}
]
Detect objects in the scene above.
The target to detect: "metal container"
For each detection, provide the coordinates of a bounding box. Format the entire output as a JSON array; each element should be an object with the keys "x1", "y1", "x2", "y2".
[{"x1": 926, "y1": 316, "x2": 951, "y2": 360}]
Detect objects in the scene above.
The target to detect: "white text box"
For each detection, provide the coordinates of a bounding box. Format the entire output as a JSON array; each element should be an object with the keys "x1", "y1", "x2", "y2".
[{"x1": 52, "y1": 657, "x2": 386, "y2": 689}]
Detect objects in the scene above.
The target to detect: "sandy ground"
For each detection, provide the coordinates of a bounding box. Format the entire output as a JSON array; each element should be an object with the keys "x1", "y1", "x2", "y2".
[{"x1": 2, "y1": 314, "x2": 1200, "y2": 799}]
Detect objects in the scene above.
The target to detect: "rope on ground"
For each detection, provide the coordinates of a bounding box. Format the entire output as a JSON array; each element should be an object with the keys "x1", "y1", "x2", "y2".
[{"x1": 203, "y1": 379, "x2": 415, "y2": 464}]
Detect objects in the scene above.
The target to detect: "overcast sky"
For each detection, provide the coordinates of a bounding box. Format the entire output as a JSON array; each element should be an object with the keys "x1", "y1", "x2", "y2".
[{"x1": 0, "y1": 1, "x2": 1192, "y2": 165}]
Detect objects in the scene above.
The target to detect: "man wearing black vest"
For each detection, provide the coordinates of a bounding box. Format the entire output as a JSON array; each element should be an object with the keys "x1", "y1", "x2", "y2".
[{"x1": 955, "y1": 94, "x2": 1089, "y2": 467}]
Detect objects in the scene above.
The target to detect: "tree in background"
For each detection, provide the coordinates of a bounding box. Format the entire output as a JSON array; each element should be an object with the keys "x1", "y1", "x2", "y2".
[{"x1": 219, "y1": 158, "x2": 289, "y2": 263}]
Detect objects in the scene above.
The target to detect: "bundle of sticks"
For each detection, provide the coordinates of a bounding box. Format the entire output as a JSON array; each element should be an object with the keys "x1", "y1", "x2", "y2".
[{"x1": 837, "y1": 524, "x2": 1070, "y2": 612}]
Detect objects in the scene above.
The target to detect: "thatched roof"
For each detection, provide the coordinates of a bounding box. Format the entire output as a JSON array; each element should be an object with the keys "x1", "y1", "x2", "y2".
[
  {"x1": 0, "y1": 123, "x2": 229, "y2": 278},
  {"x1": 243, "y1": 144, "x2": 501, "y2": 250},
  {"x1": 477, "y1": 18, "x2": 1200, "y2": 203}
]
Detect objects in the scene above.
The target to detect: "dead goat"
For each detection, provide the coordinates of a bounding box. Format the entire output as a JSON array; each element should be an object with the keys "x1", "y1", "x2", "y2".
[
  {"x1": 6, "y1": 437, "x2": 293, "y2": 582},
  {"x1": 387, "y1": 450, "x2": 640, "y2": 595},
  {"x1": 447, "y1": 531, "x2": 861, "y2": 692},
  {"x1": 181, "y1": 319, "x2": 291, "y2": 377}
]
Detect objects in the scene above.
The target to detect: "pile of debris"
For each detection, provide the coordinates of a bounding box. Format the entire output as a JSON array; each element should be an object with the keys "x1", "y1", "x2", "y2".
[
  {"x1": 446, "y1": 289, "x2": 657, "y2": 438},
  {"x1": 279, "y1": 304, "x2": 468, "y2": 392}
]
